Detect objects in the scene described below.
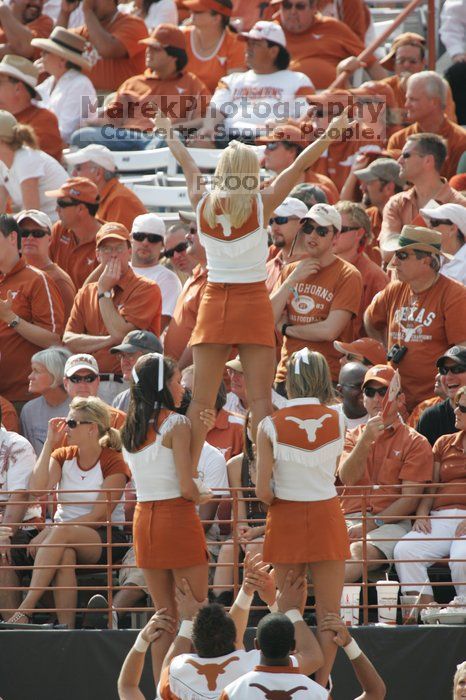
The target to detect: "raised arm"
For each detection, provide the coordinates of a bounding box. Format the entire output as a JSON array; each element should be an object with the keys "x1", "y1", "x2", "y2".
[{"x1": 29, "y1": 418, "x2": 67, "y2": 493}]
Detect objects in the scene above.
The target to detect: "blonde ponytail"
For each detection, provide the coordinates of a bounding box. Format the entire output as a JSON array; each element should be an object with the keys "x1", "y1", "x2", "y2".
[
  {"x1": 9, "y1": 124, "x2": 38, "y2": 151},
  {"x1": 99, "y1": 427, "x2": 122, "y2": 451}
]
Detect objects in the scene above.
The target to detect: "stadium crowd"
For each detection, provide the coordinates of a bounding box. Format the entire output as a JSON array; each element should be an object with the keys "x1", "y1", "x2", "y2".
[{"x1": 0, "y1": 0, "x2": 466, "y2": 696}]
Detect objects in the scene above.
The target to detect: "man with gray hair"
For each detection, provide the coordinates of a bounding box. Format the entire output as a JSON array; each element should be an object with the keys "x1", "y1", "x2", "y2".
[{"x1": 387, "y1": 70, "x2": 466, "y2": 179}]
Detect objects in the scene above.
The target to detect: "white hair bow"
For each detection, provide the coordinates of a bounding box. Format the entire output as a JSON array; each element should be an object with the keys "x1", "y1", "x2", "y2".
[
  {"x1": 294, "y1": 347, "x2": 310, "y2": 375},
  {"x1": 131, "y1": 353, "x2": 165, "y2": 393}
]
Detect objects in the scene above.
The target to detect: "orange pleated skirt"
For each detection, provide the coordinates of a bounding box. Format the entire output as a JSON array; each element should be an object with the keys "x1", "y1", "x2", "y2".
[
  {"x1": 134, "y1": 498, "x2": 208, "y2": 569},
  {"x1": 263, "y1": 497, "x2": 350, "y2": 564},
  {"x1": 190, "y1": 281, "x2": 275, "y2": 347}
]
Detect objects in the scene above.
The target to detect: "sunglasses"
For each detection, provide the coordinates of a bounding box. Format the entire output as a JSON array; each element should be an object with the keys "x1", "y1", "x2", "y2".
[
  {"x1": 68, "y1": 373, "x2": 98, "y2": 383},
  {"x1": 265, "y1": 142, "x2": 280, "y2": 151},
  {"x1": 439, "y1": 365, "x2": 466, "y2": 375},
  {"x1": 394, "y1": 250, "x2": 418, "y2": 261},
  {"x1": 164, "y1": 241, "x2": 188, "y2": 258},
  {"x1": 345, "y1": 353, "x2": 372, "y2": 366},
  {"x1": 269, "y1": 216, "x2": 290, "y2": 225},
  {"x1": 282, "y1": 0, "x2": 308, "y2": 9},
  {"x1": 400, "y1": 151, "x2": 420, "y2": 159},
  {"x1": 132, "y1": 232, "x2": 164, "y2": 244},
  {"x1": 363, "y1": 386, "x2": 388, "y2": 398},
  {"x1": 301, "y1": 221, "x2": 332, "y2": 237},
  {"x1": 65, "y1": 419, "x2": 93, "y2": 429},
  {"x1": 455, "y1": 404, "x2": 466, "y2": 414},
  {"x1": 429, "y1": 218, "x2": 454, "y2": 227},
  {"x1": 57, "y1": 198, "x2": 83, "y2": 208},
  {"x1": 20, "y1": 229, "x2": 49, "y2": 238}
]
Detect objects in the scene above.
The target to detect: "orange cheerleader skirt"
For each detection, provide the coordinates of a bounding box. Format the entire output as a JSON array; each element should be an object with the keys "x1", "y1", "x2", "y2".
[
  {"x1": 133, "y1": 498, "x2": 208, "y2": 569},
  {"x1": 263, "y1": 497, "x2": 350, "y2": 564},
  {"x1": 190, "y1": 281, "x2": 276, "y2": 348}
]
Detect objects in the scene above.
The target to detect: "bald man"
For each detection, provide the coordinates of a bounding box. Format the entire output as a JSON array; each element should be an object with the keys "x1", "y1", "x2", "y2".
[{"x1": 336, "y1": 362, "x2": 369, "y2": 430}]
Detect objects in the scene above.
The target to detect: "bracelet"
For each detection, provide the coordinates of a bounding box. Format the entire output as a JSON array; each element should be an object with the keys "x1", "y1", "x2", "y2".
[
  {"x1": 235, "y1": 589, "x2": 253, "y2": 610},
  {"x1": 178, "y1": 620, "x2": 194, "y2": 639},
  {"x1": 285, "y1": 609, "x2": 303, "y2": 624},
  {"x1": 268, "y1": 602, "x2": 279, "y2": 613},
  {"x1": 343, "y1": 638, "x2": 362, "y2": 661},
  {"x1": 133, "y1": 631, "x2": 150, "y2": 653}
]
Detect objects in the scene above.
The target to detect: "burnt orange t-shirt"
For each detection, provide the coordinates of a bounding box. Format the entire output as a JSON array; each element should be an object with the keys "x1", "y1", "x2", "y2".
[
  {"x1": 0, "y1": 394, "x2": 20, "y2": 432},
  {"x1": 366, "y1": 275, "x2": 466, "y2": 411},
  {"x1": 0, "y1": 258, "x2": 65, "y2": 402},
  {"x1": 73, "y1": 13, "x2": 148, "y2": 91},
  {"x1": 232, "y1": 0, "x2": 274, "y2": 30},
  {"x1": 65, "y1": 267, "x2": 161, "y2": 374},
  {"x1": 275, "y1": 256, "x2": 362, "y2": 382},
  {"x1": 432, "y1": 431, "x2": 466, "y2": 510},
  {"x1": 98, "y1": 179, "x2": 146, "y2": 231},
  {"x1": 49, "y1": 219, "x2": 105, "y2": 290},
  {"x1": 164, "y1": 264, "x2": 208, "y2": 361},
  {"x1": 339, "y1": 420, "x2": 433, "y2": 514},
  {"x1": 207, "y1": 408, "x2": 244, "y2": 462},
  {"x1": 182, "y1": 26, "x2": 246, "y2": 94},
  {"x1": 16, "y1": 105, "x2": 63, "y2": 162},
  {"x1": 352, "y1": 252, "x2": 388, "y2": 338},
  {"x1": 41, "y1": 262, "x2": 76, "y2": 317}
]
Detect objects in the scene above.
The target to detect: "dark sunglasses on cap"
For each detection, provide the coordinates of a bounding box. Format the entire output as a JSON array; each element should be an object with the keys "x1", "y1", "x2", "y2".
[
  {"x1": 57, "y1": 198, "x2": 84, "y2": 208},
  {"x1": 20, "y1": 228, "x2": 49, "y2": 238},
  {"x1": 363, "y1": 386, "x2": 388, "y2": 398},
  {"x1": 269, "y1": 216, "x2": 291, "y2": 225},
  {"x1": 132, "y1": 232, "x2": 164, "y2": 244},
  {"x1": 438, "y1": 364, "x2": 466, "y2": 375},
  {"x1": 164, "y1": 241, "x2": 189, "y2": 258},
  {"x1": 345, "y1": 353, "x2": 372, "y2": 367},
  {"x1": 455, "y1": 403, "x2": 466, "y2": 414},
  {"x1": 65, "y1": 419, "x2": 93, "y2": 429},
  {"x1": 68, "y1": 373, "x2": 98, "y2": 384},
  {"x1": 429, "y1": 218, "x2": 454, "y2": 227},
  {"x1": 301, "y1": 221, "x2": 332, "y2": 237}
]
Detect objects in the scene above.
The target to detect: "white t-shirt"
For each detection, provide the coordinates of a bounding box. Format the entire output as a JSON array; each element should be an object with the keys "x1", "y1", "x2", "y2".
[
  {"x1": 118, "y1": 0, "x2": 178, "y2": 29},
  {"x1": 131, "y1": 263, "x2": 182, "y2": 317},
  {"x1": 0, "y1": 147, "x2": 67, "y2": 221},
  {"x1": 441, "y1": 244, "x2": 466, "y2": 286},
  {"x1": 0, "y1": 427, "x2": 41, "y2": 522},
  {"x1": 334, "y1": 403, "x2": 369, "y2": 431},
  {"x1": 198, "y1": 442, "x2": 229, "y2": 495},
  {"x1": 210, "y1": 69, "x2": 314, "y2": 136}
]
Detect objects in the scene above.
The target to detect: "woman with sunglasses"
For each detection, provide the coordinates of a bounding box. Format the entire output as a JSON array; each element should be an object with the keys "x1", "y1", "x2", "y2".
[
  {"x1": 121, "y1": 353, "x2": 210, "y2": 683},
  {"x1": 394, "y1": 384, "x2": 466, "y2": 606},
  {"x1": 152, "y1": 108, "x2": 353, "y2": 474},
  {"x1": 6, "y1": 396, "x2": 129, "y2": 627},
  {"x1": 420, "y1": 203, "x2": 466, "y2": 286},
  {"x1": 256, "y1": 349, "x2": 348, "y2": 689}
]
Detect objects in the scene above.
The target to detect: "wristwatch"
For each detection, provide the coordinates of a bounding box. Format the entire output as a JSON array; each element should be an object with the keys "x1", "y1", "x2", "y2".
[
  {"x1": 7, "y1": 315, "x2": 20, "y2": 328},
  {"x1": 97, "y1": 291, "x2": 112, "y2": 301},
  {"x1": 374, "y1": 518, "x2": 385, "y2": 528}
]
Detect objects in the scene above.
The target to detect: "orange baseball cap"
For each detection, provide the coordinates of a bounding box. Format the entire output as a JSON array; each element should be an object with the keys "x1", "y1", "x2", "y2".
[
  {"x1": 96, "y1": 222, "x2": 131, "y2": 247},
  {"x1": 140, "y1": 23, "x2": 187, "y2": 51},
  {"x1": 334, "y1": 338, "x2": 387, "y2": 366},
  {"x1": 183, "y1": 0, "x2": 232, "y2": 16},
  {"x1": 362, "y1": 364, "x2": 395, "y2": 389},
  {"x1": 45, "y1": 177, "x2": 100, "y2": 204},
  {"x1": 257, "y1": 123, "x2": 308, "y2": 147},
  {"x1": 380, "y1": 32, "x2": 426, "y2": 72}
]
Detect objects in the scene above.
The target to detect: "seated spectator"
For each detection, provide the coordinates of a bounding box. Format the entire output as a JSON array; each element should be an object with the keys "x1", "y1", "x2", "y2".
[
  {"x1": 290, "y1": 182, "x2": 328, "y2": 208},
  {"x1": 0, "y1": 404, "x2": 39, "y2": 620},
  {"x1": 407, "y1": 372, "x2": 446, "y2": 428},
  {"x1": 0, "y1": 112, "x2": 67, "y2": 220},
  {"x1": 64, "y1": 145, "x2": 147, "y2": 230},
  {"x1": 181, "y1": 0, "x2": 246, "y2": 94},
  {"x1": 63, "y1": 223, "x2": 162, "y2": 404},
  {"x1": 0, "y1": 394, "x2": 20, "y2": 432},
  {"x1": 0, "y1": 0, "x2": 52, "y2": 60},
  {"x1": 20, "y1": 346, "x2": 72, "y2": 455},
  {"x1": 225, "y1": 356, "x2": 248, "y2": 416},
  {"x1": 110, "y1": 329, "x2": 163, "y2": 412},
  {"x1": 118, "y1": 0, "x2": 178, "y2": 31},
  {"x1": 338, "y1": 365, "x2": 433, "y2": 582},
  {"x1": 440, "y1": 0, "x2": 466, "y2": 125},
  {"x1": 17, "y1": 209, "x2": 76, "y2": 316},
  {"x1": 0, "y1": 55, "x2": 63, "y2": 160},
  {"x1": 0, "y1": 214, "x2": 64, "y2": 407},
  {"x1": 387, "y1": 72, "x2": 466, "y2": 180},
  {"x1": 265, "y1": 196, "x2": 308, "y2": 292},
  {"x1": 6, "y1": 397, "x2": 130, "y2": 626},
  {"x1": 366, "y1": 225, "x2": 466, "y2": 412},
  {"x1": 47, "y1": 176, "x2": 103, "y2": 290},
  {"x1": 333, "y1": 202, "x2": 388, "y2": 338},
  {"x1": 206, "y1": 381, "x2": 244, "y2": 462},
  {"x1": 129, "y1": 214, "x2": 182, "y2": 331},
  {"x1": 197, "y1": 21, "x2": 313, "y2": 146},
  {"x1": 57, "y1": 0, "x2": 148, "y2": 92},
  {"x1": 271, "y1": 203, "x2": 362, "y2": 388},
  {"x1": 32, "y1": 27, "x2": 97, "y2": 144},
  {"x1": 417, "y1": 346, "x2": 466, "y2": 446},
  {"x1": 381, "y1": 134, "x2": 466, "y2": 256},
  {"x1": 334, "y1": 337, "x2": 387, "y2": 369},
  {"x1": 419, "y1": 203, "x2": 466, "y2": 285},
  {"x1": 395, "y1": 385, "x2": 466, "y2": 605},
  {"x1": 335, "y1": 361, "x2": 368, "y2": 430},
  {"x1": 162, "y1": 219, "x2": 196, "y2": 284}
]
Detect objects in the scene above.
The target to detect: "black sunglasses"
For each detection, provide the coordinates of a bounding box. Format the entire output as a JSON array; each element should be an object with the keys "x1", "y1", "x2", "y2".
[
  {"x1": 132, "y1": 232, "x2": 164, "y2": 244},
  {"x1": 345, "y1": 353, "x2": 372, "y2": 366},
  {"x1": 439, "y1": 365, "x2": 466, "y2": 375},
  {"x1": 429, "y1": 218, "x2": 454, "y2": 227},
  {"x1": 455, "y1": 404, "x2": 466, "y2": 414},
  {"x1": 363, "y1": 386, "x2": 388, "y2": 398},
  {"x1": 57, "y1": 198, "x2": 84, "y2": 208},
  {"x1": 20, "y1": 229, "x2": 49, "y2": 238},
  {"x1": 265, "y1": 142, "x2": 280, "y2": 151},
  {"x1": 65, "y1": 419, "x2": 93, "y2": 428},
  {"x1": 269, "y1": 216, "x2": 290, "y2": 226},
  {"x1": 164, "y1": 241, "x2": 188, "y2": 258},
  {"x1": 394, "y1": 250, "x2": 417, "y2": 261},
  {"x1": 301, "y1": 221, "x2": 332, "y2": 237},
  {"x1": 68, "y1": 373, "x2": 98, "y2": 383}
]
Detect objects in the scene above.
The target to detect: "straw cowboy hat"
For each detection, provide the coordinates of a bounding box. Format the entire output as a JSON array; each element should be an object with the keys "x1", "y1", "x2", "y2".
[
  {"x1": 31, "y1": 27, "x2": 91, "y2": 70},
  {"x1": 0, "y1": 55, "x2": 42, "y2": 99}
]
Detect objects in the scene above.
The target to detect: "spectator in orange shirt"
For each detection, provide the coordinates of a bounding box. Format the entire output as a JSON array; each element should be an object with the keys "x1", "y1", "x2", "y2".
[
  {"x1": 0, "y1": 0, "x2": 52, "y2": 60},
  {"x1": 0, "y1": 214, "x2": 64, "y2": 406},
  {"x1": 206, "y1": 381, "x2": 245, "y2": 462},
  {"x1": 387, "y1": 71, "x2": 466, "y2": 180},
  {"x1": 64, "y1": 145, "x2": 147, "y2": 231},
  {"x1": 0, "y1": 394, "x2": 20, "y2": 431},
  {"x1": 0, "y1": 55, "x2": 63, "y2": 161},
  {"x1": 17, "y1": 209, "x2": 76, "y2": 317},
  {"x1": 63, "y1": 223, "x2": 162, "y2": 404},
  {"x1": 333, "y1": 337, "x2": 387, "y2": 369},
  {"x1": 319, "y1": 0, "x2": 371, "y2": 44},
  {"x1": 181, "y1": 0, "x2": 246, "y2": 94},
  {"x1": 47, "y1": 176, "x2": 104, "y2": 290},
  {"x1": 57, "y1": 0, "x2": 148, "y2": 92},
  {"x1": 265, "y1": 196, "x2": 308, "y2": 293}
]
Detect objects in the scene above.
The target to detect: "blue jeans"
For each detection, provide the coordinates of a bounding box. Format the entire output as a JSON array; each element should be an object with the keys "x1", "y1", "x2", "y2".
[{"x1": 70, "y1": 126, "x2": 165, "y2": 151}]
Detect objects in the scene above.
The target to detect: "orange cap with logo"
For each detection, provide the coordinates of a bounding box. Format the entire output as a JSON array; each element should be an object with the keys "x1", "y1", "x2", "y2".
[
  {"x1": 362, "y1": 364, "x2": 395, "y2": 388},
  {"x1": 140, "y1": 23, "x2": 187, "y2": 51},
  {"x1": 45, "y1": 177, "x2": 100, "y2": 204},
  {"x1": 96, "y1": 222, "x2": 131, "y2": 247}
]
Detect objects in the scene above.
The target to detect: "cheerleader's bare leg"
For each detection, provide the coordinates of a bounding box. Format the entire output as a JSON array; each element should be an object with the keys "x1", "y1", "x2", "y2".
[{"x1": 237, "y1": 344, "x2": 275, "y2": 441}]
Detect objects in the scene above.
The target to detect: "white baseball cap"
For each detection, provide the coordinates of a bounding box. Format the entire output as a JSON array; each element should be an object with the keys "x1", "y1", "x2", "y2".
[
  {"x1": 274, "y1": 197, "x2": 308, "y2": 220},
  {"x1": 17, "y1": 209, "x2": 52, "y2": 230},
  {"x1": 64, "y1": 353, "x2": 99, "y2": 378},
  {"x1": 419, "y1": 203, "x2": 466, "y2": 235},
  {"x1": 301, "y1": 203, "x2": 342, "y2": 232},
  {"x1": 65, "y1": 145, "x2": 116, "y2": 173},
  {"x1": 132, "y1": 213, "x2": 166, "y2": 240},
  {"x1": 240, "y1": 21, "x2": 287, "y2": 49}
]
